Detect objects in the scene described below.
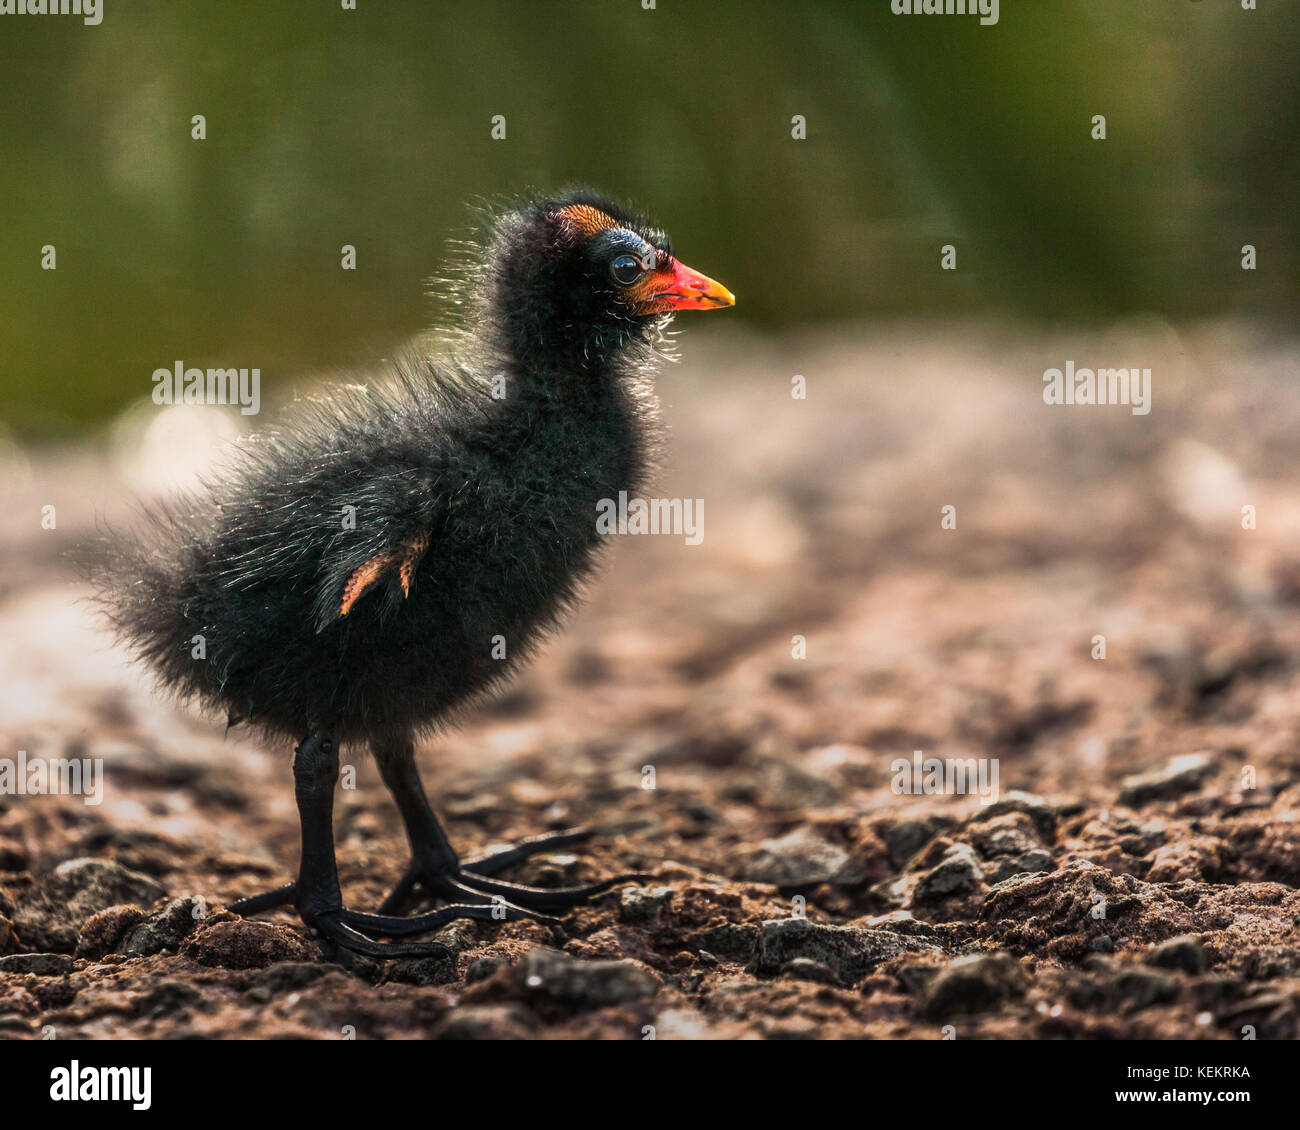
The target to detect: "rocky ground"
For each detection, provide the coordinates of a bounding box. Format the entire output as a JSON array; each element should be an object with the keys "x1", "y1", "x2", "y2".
[{"x1": 1, "y1": 321, "x2": 1299, "y2": 1040}]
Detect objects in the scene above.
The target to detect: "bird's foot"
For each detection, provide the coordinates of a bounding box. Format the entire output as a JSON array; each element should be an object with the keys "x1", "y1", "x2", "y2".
[
  {"x1": 227, "y1": 882, "x2": 564, "y2": 959},
  {"x1": 377, "y1": 827, "x2": 643, "y2": 915},
  {"x1": 227, "y1": 828, "x2": 641, "y2": 959},
  {"x1": 304, "y1": 901, "x2": 561, "y2": 959}
]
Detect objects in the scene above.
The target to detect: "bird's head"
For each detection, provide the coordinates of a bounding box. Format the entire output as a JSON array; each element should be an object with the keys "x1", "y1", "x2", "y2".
[{"x1": 481, "y1": 189, "x2": 734, "y2": 368}]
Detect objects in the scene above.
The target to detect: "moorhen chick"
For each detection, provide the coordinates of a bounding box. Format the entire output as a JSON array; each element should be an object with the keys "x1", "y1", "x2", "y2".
[{"x1": 96, "y1": 190, "x2": 734, "y2": 956}]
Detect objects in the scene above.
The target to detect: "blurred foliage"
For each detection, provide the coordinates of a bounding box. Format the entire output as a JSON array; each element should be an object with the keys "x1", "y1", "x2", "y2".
[{"x1": 1, "y1": 0, "x2": 1295, "y2": 434}]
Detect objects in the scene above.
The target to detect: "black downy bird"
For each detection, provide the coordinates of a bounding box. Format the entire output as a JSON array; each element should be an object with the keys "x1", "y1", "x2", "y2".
[{"x1": 97, "y1": 190, "x2": 734, "y2": 957}]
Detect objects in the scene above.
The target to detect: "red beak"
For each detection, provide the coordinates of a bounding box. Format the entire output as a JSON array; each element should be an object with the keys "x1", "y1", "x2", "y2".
[
  {"x1": 655, "y1": 257, "x2": 738, "y2": 308},
  {"x1": 645, "y1": 259, "x2": 736, "y2": 312}
]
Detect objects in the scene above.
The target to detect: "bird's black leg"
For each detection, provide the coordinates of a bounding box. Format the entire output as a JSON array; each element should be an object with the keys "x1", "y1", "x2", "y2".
[
  {"x1": 230, "y1": 732, "x2": 562, "y2": 958},
  {"x1": 374, "y1": 739, "x2": 639, "y2": 916}
]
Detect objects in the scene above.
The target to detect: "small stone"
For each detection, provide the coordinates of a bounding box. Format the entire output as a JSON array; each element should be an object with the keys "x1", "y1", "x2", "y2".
[
  {"x1": 384, "y1": 948, "x2": 458, "y2": 986},
  {"x1": 913, "y1": 844, "x2": 983, "y2": 901},
  {"x1": 515, "y1": 855, "x2": 581, "y2": 887},
  {"x1": 431, "y1": 918, "x2": 479, "y2": 953},
  {"x1": 690, "y1": 922, "x2": 760, "y2": 960},
  {"x1": 51, "y1": 858, "x2": 166, "y2": 904},
  {"x1": 75, "y1": 905, "x2": 145, "y2": 960},
  {"x1": 514, "y1": 946, "x2": 661, "y2": 1008},
  {"x1": 13, "y1": 858, "x2": 167, "y2": 953},
  {"x1": 119, "y1": 897, "x2": 202, "y2": 957},
  {"x1": 857, "y1": 911, "x2": 938, "y2": 938},
  {"x1": 183, "y1": 919, "x2": 320, "y2": 970},
  {"x1": 465, "y1": 955, "x2": 508, "y2": 984},
  {"x1": 893, "y1": 959, "x2": 942, "y2": 995},
  {"x1": 0, "y1": 839, "x2": 28, "y2": 872},
  {"x1": 967, "y1": 791, "x2": 1058, "y2": 839},
  {"x1": 882, "y1": 819, "x2": 948, "y2": 868},
  {"x1": 431, "y1": 1003, "x2": 536, "y2": 1040},
  {"x1": 748, "y1": 754, "x2": 840, "y2": 808},
  {"x1": 683, "y1": 802, "x2": 721, "y2": 827},
  {"x1": 442, "y1": 794, "x2": 503, "y2": 822},
  {"x1": 1119, "y1": 754, "x2": 1214, "y2": 807},
  {"x1": 982, "y1": 850, "x2": 1053, "y2": 884},
  {"x1": 1144, "y1": 935, "x2": 1208, "y2": 975},
  {"x1": 967, "y1": 813, "x2": 1044, "y2": 860},
  {"x1": 866, "y1": 874, "x2": 913, "y2": 910},
  {"x1": 247, "y1": 961, "x2": 343, "y2": 996},
  {"x1": 779, "y1": 957, "x2": 843, "y2": 986},
  {"x1": 752, "y1": 918, "x2": 941, "y2": 985},
  {"x1": 0, "y1": 952, "x2": 73, "y2": 976},
  {"x1": 1112, "y1": 968, "x2": 1180, "y2": 1010},
  {"x1": 618, "y1": 885, "x2": 673, "y2": 924},
  {"x1": 138, "y1": 979, "x2": 205, "y2": 1018},
  {"x1": 745, "y1": 827, "x2": 860, "y2": 888},
  {"x1": 921, "y1": 953, "x2": 1028, "y2": 1018}
]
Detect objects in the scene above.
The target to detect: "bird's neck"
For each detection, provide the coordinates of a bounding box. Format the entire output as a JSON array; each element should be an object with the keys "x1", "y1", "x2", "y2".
[
  {"x1": 490, "y1": 305, "x2": 661, "y2": 413},
  {"x1": 494, "y1": 346, "x2": 644, "y2": 435},
  {"x1": 480, "y1": 335, "x2": 658, "y2": 500}
]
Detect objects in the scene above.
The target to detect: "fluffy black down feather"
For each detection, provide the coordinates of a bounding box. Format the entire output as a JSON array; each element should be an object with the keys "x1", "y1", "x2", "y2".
[{"x1": 93, "y1": 191, "x2": 672, "y2": 747}]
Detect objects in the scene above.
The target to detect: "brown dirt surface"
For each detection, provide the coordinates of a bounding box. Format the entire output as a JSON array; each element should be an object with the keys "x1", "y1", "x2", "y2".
[{"x1": 2, "y1": 323, "x2": 1299, "y2": 1040}]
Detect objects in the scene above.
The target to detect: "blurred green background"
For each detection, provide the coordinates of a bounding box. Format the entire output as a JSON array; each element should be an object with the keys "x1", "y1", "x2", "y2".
[{"x1": 1, "y1": 0, "x2": 1295, "y2": 436}]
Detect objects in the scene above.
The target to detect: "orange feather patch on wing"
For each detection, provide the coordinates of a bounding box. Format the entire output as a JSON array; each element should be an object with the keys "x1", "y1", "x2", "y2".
[
  {"x1": 339, "y1": 533, "x2": 432, "y2": 617},
  {"x1": 339, "y1": 554, "x2": 397, "y2": 617},
  {"x1": 399, "y1": 532, "x2": 430, "y2": 597}
]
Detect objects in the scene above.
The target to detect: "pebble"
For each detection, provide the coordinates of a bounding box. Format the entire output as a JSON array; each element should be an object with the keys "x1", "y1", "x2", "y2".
[
  {"x1": 618, "y1": 885, "x2": 674, "y2": 924},
  {"x1": 247, "y1": 961, "x2": 344, "y2": 997},
  {"x1": 431, "y1": 1003, "x2": 536, "y2": 1040},
  {"x1": 779, "y1": 957, "x2": 843, "y2": 986},
  {"x1": 913, "y1": 843, "x2": 983, "y2": 901},
  {"x1": 13, "y1": 858, "x2": 166, "y2": 953},
  {"x1": 119, "y1": 896, "x2": 202, "y2": 957},
  {"x1": 1143, "y1": 935, "x2": 1209, "y2": 974},
  {"x1": 513, "y1": 946, "x2": 660, "y2": 1007},
  {"x1": 1119, "y1": 754, "x2": 1214, "y2": 807},
  {"x1": 922, "y1": 953, "x2": 1028, "y2": 1017},
  {"x1": 752, "y1": 918, "x2": 941, "y2": 985},
  {"x1": 182, "y1": 919, "x2": 320, "y2": 970},
  {"x1": 0, "y1": 952, "x2": 73, "y2": 976},
  {"x1": 745, "y1": 826, "x2": 860, "y2": 888},
  {"x1": 383, "y1": 949, "x2": 458, "y2": 986},
  {"x1": 689, "y1": 922, "x2": 760, "y2": 960},
  {"x1": 967, "y1": 791, "x2": 1058, "y2": 839}
]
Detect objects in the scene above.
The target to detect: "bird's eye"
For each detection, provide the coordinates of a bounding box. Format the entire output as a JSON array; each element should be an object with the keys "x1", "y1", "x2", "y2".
[{"x1": 610, "y1": 254, "x2": 644, "y2": 286}]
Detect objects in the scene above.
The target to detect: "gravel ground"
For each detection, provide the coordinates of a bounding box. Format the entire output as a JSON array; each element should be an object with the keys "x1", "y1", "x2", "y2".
[{"x1": 2, "y1": 322, "x2": 1299, "y2": 1040}]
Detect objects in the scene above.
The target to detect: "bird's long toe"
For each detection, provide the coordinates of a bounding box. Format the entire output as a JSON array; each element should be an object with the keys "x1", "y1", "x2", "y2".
[
  {"x1": 375, "y1": 824, "x2": 644, "y2": 915},
  {"x1": 227, "y1": 882, "x2": 297, "y2": 916},
  {"x1": 459, "y1": 828, "x2": 595, "y2": 876},
  {"x1": 230, "y1": 879, "x2": 562, "y2": 959},
  {"x1": 452, "y1": 870, "x2": 643, "y2": 911},
  {"x1": 340, "y1": 902, "x2": 560, "y2": 936},
  {"x1": 310, "y1": 913, "x2": 457, "y2": 959}
]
